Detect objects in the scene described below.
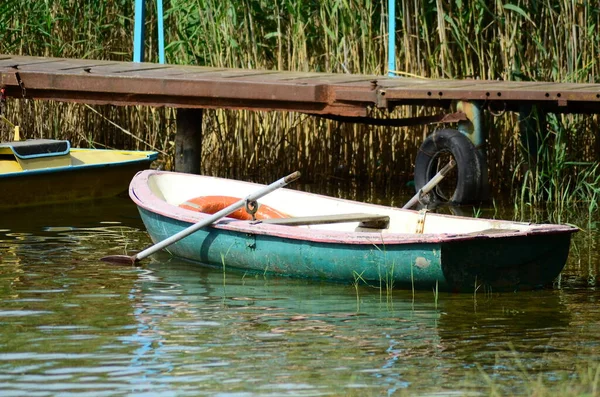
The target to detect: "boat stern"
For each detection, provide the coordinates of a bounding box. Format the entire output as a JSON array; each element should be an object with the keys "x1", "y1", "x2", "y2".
[{"x1": 439, "y1": 231, "x2": 574, "y2": 292}]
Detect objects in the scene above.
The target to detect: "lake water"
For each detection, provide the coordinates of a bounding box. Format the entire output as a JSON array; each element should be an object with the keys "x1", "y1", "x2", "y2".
[{"x1": 1, "y1": 194, "x2": 599, "y2": 396}]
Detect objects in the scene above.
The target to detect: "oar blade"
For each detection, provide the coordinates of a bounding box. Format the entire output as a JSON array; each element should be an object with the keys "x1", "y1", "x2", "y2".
[{"x1": 100, "y1": 255, "x2": 139, "y2": 266}]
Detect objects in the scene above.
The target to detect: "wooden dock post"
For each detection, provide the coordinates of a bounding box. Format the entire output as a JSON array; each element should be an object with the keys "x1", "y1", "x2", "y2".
[{"x1": 175, "y1": 109, "x2": 203, "y2": 174}]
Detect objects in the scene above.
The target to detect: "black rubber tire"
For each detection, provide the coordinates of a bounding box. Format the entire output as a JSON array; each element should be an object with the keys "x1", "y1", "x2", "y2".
[{"x1": 414, "y1": 128, "x2": 483, "y2": 204}]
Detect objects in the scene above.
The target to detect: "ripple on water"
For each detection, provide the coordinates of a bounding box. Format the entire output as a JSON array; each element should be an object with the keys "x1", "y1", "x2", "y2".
[
  {"x1": 1, "y1": 309, "x2": 53, "y2": 318},
  {"x1": 0, "y1": 198, "x2": 599, "y2": 396}
]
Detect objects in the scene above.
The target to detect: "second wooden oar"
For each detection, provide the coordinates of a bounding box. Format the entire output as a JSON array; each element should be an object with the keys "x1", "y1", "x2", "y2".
[
  {"x1": 403, "y1": 160, "x2": 456, "y2": 209},
  {"x1": 101, "y1": 171, "x2": 301, "y2": 265}
]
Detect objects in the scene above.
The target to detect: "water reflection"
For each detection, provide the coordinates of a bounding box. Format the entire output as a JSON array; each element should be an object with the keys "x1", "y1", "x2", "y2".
[
  {"x1": 0, "y1": 195, "x2": 599, "y2": 395},
  {"x1": 1, "y1": 195, "x2": 142, "y2": 228},
  {"x1": 117, "y1": 257, "x2": 599, "y2": 395},
  {"x1": 437, "y1": 292, "x2": 571, "y2": 369},
  {"x1": 0, "y1": 199, "x2": 147, "y2": 395},
  {"x1": 130, "y1": 258, "x2": 446, "y2": 395}
]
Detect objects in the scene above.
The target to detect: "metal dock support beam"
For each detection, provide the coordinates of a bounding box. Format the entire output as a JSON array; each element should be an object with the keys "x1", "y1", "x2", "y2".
[
  {"x1": 156, "y1": 0, "x2": 165, "y2": 64},
  {"x1": 456, "y1": 100, "x2": 490, "y2": 201},
  {"x1": 387, "y1": 0, "x2": 396, "y2": 77},
  {"x1": 133, "y1": 0, "x2": 146, "y2": 63},
  {"x1": 133, "y1": 0, "x2": 165, "y2": 64}
]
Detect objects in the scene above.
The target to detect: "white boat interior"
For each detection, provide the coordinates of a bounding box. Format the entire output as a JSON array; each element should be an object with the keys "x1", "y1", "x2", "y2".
[{"x1": 146, "y1": 173, "x2": 540, "y2": 236}]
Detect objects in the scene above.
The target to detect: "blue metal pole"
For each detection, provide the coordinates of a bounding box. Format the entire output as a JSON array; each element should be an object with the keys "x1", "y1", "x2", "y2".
[
  {"x1": 387, "y1": 0, "x2": 396, "y2": 77},
  {"x1": 156, "y1": 0, "x2": 165, "y2": 64},
  {"x1": 133, "y1": 0, "x2": 146, "y2": 62}
]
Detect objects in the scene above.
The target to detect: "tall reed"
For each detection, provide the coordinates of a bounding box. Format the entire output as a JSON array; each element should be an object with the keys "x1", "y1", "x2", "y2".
[{"x1": 1, "y1": 0, "x2": 599, "y2": 210}]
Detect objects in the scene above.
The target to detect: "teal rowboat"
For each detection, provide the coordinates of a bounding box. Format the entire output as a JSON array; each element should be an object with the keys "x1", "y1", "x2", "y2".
[{"x1": 129, "y1": 170, "x2": 578, "y2": 292}]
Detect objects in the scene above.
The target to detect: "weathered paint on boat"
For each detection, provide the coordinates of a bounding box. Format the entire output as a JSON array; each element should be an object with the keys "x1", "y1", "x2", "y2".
[
  {"x1": 130, "y1": 170, "x2": 578, "y2": 292},
  {"x1": 0, "y1": 141, "x2": 157, "y2": 208},
  {"x1": 138, "y1": 207, "x2": 571, "y2": 291},
  {"x1": 139, "y1": 206, "x2": 446, "y2": 288}
]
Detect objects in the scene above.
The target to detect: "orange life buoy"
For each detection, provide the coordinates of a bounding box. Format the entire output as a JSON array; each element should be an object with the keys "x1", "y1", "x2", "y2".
[{"x1": 179, "y1": 195, "x2": 289, "y2": 220}]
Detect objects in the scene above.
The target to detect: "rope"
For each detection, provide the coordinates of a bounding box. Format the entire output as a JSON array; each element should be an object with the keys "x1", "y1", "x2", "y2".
[{"x1": 388, "y1": 70, "x2": 429, "y2": 80}]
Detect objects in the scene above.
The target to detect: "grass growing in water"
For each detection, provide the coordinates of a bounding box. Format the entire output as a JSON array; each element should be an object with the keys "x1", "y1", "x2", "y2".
[
  {"x1": 352, "y1": 270, "x2": 367, "y2": 312},
  {"x1": 514, "y1": 113, "x2": 600, "y2": 223}
]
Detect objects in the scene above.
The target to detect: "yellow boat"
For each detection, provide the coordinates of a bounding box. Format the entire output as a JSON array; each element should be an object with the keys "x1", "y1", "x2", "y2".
[{"x1": 0, "y1": 139, "x2": 157, "y2": 208}]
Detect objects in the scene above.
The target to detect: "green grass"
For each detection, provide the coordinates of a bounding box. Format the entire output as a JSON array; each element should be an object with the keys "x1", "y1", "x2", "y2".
[{"x1": 514, "y1": 113, "x2": 600, "y2": 223}]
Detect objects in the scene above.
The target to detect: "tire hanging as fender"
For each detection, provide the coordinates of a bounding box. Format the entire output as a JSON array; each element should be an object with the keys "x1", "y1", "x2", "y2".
[{"x1": 414, "y1": 128, "x2": 483, "y2": 204}]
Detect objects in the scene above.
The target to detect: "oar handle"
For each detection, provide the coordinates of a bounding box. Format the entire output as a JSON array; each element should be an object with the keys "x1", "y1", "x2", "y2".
[
  {"x1": 420, "y1": 159, "x2": 455, "y2": 196},
  {"x1": 135, "y1": 171, "x2": 301, "y2": 261},
  {"x1": 402, "y1": 160, "x2": 455, "y2": 209}
]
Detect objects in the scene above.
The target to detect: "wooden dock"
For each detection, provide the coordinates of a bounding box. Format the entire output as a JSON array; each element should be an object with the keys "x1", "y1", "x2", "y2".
[
  {"x1": 2, "y1": 54, "x2": 600, "y2": 203},
  {"x1": 2, "y1": 55, "x2": 600, "y2": 117}
]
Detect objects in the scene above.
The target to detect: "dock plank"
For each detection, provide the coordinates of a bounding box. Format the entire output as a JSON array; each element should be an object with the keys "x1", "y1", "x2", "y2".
[{"x1": 1, "y1": 54, "x2": 600, "y2": 116}]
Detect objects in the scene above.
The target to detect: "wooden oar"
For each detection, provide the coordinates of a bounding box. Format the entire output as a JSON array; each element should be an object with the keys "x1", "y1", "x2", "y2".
[
  {"x1": 402, "y1": 160, "x2": 456, "y2": 209},
  {"x1": 101, "y1": 171, "x2": 301, "y2": 265}
]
